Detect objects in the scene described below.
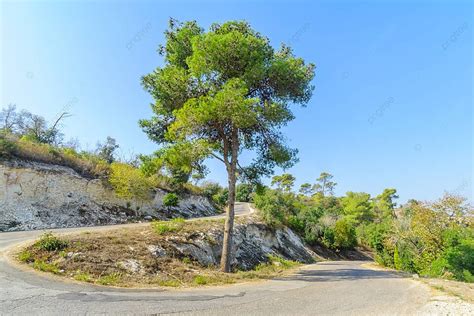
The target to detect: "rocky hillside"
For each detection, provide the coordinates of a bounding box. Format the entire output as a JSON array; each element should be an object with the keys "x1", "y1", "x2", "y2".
[
  {"x1": 0, "y1": 160, "x2": 217, "y2": 231},
  {"x1": 166, "y1": 219, "x2": 315, "y2": 270},
  {"x1": 19, "y1": 216, "x2": 315, "y2": 287}
]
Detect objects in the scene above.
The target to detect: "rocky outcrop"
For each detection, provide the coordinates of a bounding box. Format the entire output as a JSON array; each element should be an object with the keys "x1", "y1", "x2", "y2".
[
  {"x1": 152, "y1": 219, "x2": 315, "y2": 270},
  {"x1": 0, "y1": 160, "x2": 217, "y2": 231}
]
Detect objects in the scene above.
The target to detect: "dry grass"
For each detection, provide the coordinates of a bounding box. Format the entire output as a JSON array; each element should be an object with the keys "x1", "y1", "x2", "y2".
[
  {"x1": 421, "y1": 278, "x2": 474, "y2": 303},
  {"x1": 18, "y1": 218, "x2": 300, "y2": 288},
  {"x1": 0, "y1": 133, "x2": 109, "y2": 178}
]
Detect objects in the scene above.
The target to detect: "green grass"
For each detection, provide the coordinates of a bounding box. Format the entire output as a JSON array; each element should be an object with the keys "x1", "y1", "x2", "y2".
[
  {"x1": 151, "y1": 218, "x2": 185, "y2": 235},
  {"x1": 182, "y1": 257, "x2": 192, "y2": 264},
  {"x1": 97, "y1": 273, "x2": 121, "y2": 285},
  {"x1": 73, "y1": 271, "x2": 92, "y2": 282},
  {"x1": 193, "y1": 275, "x2": 209, "y2": 285},
  {"x1": 18, "y1": 250, "x2": 33, "y2": 263},
  {"x1": 33, "y1": 260, "x2": 60, "y2": 274},
  {"x1": 153, "y1": 278, "x2": 182, "y2": 287},
  {"x1": 267, "y1": 255, "x2": 300, "y2": 268}
]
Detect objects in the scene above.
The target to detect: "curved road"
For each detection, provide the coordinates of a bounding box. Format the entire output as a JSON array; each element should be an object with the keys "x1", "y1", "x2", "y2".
[{"x1": 0, "y1": 203, "x2": 471, "y2": 315}]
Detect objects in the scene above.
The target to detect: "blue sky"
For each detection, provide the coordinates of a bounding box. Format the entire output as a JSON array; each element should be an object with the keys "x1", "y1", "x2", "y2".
[{"x1": 1, "y1": 0, "x2": 472, "y2": 203}]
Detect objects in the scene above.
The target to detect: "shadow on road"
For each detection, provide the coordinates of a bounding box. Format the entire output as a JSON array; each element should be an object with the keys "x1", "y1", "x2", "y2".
[{"x1": 278, "y1": 263, "x2": 405, "y2": 283}]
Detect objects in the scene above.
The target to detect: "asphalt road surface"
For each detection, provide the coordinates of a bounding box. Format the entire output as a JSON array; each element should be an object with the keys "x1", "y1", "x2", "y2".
[{"x1": 0, "y1": 203, "x2": 471, "y2": 315}]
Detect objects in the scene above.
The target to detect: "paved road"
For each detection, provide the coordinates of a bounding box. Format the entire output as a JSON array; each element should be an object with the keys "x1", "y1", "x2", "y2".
[{"x1": 0, "y1": 203, "x2": 469, "y2": 315}]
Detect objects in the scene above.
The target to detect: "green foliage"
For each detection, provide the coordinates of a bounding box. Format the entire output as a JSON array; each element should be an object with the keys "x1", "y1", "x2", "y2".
[
  {"x1": 267, "y1": 255, "x2": 300, "y2": 269},
  {"x1": 368, "y1": 194, "x2": 474, "y2": 282},
  {"x1": 97, "y1": 273, "x2": 121, "y2": 285},
  {"x1": 18, "y1": 250, "x2": 33, "y2": 262},
  {"x1": 236, "y1": 183, "x2": 255, "y2": 202},
  {"x1": 141, "y1": 18, "x2": 314, "y2": 189},
  {"x1": 299, "y1": 183, "x2": 314, "y2": 196},
  {"x1": 141, "y1": 19, "x2": 315, "y2": 271},
  {"x1": 0, "y1": 133, "x2": 17, "y2": 157},
  {"x1": 109, "y1": 162, "x2": 157, "y2": 201},
  {"x1": 35, "y1": 232, "x2": 69, "y2": 252},
  {"x1": 151, "y1": 218, "x2": 185, "y2": 235},
  {"x1": 373, "y1": 188, "x2": 398, "y2": 220},
  {"x1": 271, "y1": 173, "x2": 296, "y2": 192},
  {"x1": 200, "y1": 181, "x2": 227, "y2": 208},
  {"x1": 255, "y1": 177, "x2": 474, "y2": 283},
  {"x1": 74, "y1": 271, "x2": 92, "y2": 282},
  {"x1": 33, "y1": 260, "x2": 60, "y2": 274},
  {"x1": 253, "y1": 188, "x2": 296, "y2": 226},
  {"x1": 313, "y1": 172, "x2": 337, "y2": 197},
  {"x1": 163, "y1": 193, "x2": 179, "y2": 207},
  {"x1": 333, "y1": 218, "x2": 357, "y2": 249},
  {"x1": 193, "y1": 275, "x2": 210, "y2": 285},
  {"x1": 341, "y1": 192, "x2": 374, "y2": 224},
  {"x1": 96, "y1": 136, "x2": 119, "y2": 163}
]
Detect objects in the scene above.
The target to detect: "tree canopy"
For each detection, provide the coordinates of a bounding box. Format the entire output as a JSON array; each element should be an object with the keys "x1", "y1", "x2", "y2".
[
  {"x1": 140, "y1": 19, "x2": 315, "y2": 272},
  {"x1": 140, "y1": 19, "x2": 315, "y2": 182}
]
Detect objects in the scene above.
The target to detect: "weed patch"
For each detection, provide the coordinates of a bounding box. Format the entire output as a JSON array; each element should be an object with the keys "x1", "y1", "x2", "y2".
[
  {"x1": 151, "y1": 218, "x2": 185, "y2": 235},
  {"x1": 34, "y1": 232, "x2": 69, "y2": 252},
  {"x1": 97, "y1": 273, "x2": 121, "y2": 285},
  {"x1": 33, "y1": 260, "x2": 60, "y2": 274}
]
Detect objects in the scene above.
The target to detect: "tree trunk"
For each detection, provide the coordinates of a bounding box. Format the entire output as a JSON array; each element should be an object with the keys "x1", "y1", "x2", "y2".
[
  {"x1": 220, "y1": 129, "x2": 239, "y2": 273},
  {"x1": 220, "y1": 166, "x2": 236, "y2": 272}
]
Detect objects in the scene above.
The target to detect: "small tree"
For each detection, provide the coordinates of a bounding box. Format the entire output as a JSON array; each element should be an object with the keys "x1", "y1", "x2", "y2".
[
  {"x1": 140, "y1": 19, "x2": 315, "y2": 272},
  {"x1": 96, "y1": 136, "x2": 119, "y2": 163},
  {"x1": 313, "y1": 172, "x2": 337, "y2": 197}
]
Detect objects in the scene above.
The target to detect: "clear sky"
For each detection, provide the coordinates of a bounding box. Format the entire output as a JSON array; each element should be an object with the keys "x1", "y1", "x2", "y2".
[{"x1": 1, "y1": 0, "x2": 472, "y2": 203}]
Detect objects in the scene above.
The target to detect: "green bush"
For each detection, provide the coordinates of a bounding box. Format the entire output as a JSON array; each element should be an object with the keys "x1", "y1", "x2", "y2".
[
  {"x1": 253, "y1": 189, "x2": 292, "y2": 226},
  {"x1": 152, "y1": 218, "x2": 185, "y2": 235},
  {"x1": 0, "y1": 134, "x2": 17, "y2": 157},
  {"x1": 109, "y1": 162, "x2": 157, "y2": 201},
  {"x1": 213, "y1": 188, "x2": 228, "y2": 208},
  {"x1": 332, "y1": 218, "x2": 357, "y2": 249},
  {"x1": 35, "y1": 232, "x2": 69, "y2": 251},
  {"x1": 163, "y1": 193, "x2": 179, "y2": 207},
  {"x1": 236, "y1": 183, "x2": 255, "y2": 202}
]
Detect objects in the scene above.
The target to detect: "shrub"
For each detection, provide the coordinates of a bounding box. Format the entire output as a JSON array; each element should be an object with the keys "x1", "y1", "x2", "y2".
[
  {"x1": 35, "y1": 232, "x2": 69, "y2": 251},
  {"x1": 253, "y1": 189, "x2": 289, "y2": 226},
  {"x1": 333, "y1": 218, "x2": 357, "y2": 249},
  {"x1": 109, "y1": 162, "x2": 157, "y2": 201},
  {"x1": 151, "y1": 218, "x2": 185, "y2": 235},
  {"x1": 212, "y1": 189, "x2": 228, "y2": 208},
  {"x1": 0, "y1": 133, "x2": 17, "y2": 157},
  {"x1": 163, "y1": 193, "x2": 179, "y2": 207},
  {"x1": 236, "y1": 183, "x2": 254, "y2": 202},
  {"x1": 18, "y1": 250, "x2": 33, "y2": 262}
]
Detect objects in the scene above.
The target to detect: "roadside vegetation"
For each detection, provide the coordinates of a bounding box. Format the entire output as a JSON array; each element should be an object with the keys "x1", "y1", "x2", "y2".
[
  {"x1": 17, "y1": 218, "x2": 301, "y2": 288},
  {"x1": 0, "y1": 105, "x2": 228, "y2": 206},
  {"x1": 252, "y1": 172, "x2": 474, "y2": 283}
]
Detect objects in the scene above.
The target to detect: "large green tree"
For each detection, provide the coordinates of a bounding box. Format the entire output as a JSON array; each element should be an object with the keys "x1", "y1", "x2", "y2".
[{"x1": 140, "y1": 19, "x2": 315, "y2": 272}]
